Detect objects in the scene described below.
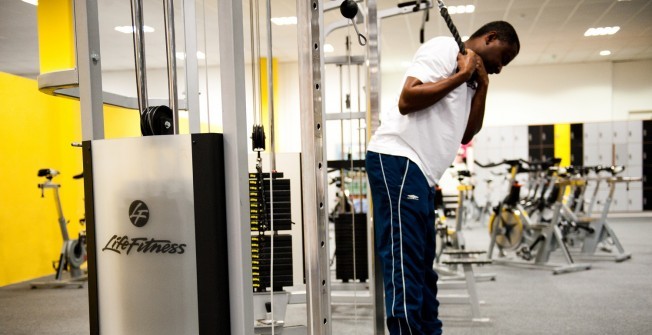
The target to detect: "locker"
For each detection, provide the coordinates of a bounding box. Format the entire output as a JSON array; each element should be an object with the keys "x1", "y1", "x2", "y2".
[
  {"x1": 528, "y1": 125, "x2": 541, "y2": 146},
  {"x1": 612, "y1": 188, "x2": 629, "y2": 212},
  {"x1": 513, "y1": 126, "x2": 528, "y2": 144},
  {"x1": 612, "y1": 121, "x2": 628, "y2": 145},
  {"x1": 570, "y1": 123, "x2": 583, "y2": 142},
  {"x1": 583, "y1": 123, "x2": 599, "y2": 145},
  {"x1": 597, "y1": 122, "x2": 613, "y2": 144},
  {"x1": 643, "y1": 188, "x2": 652, "y2": 210},
  {"x1": 513, "y1": 143, "x2": 529, "y2": 161},
  {"x1": 628, "y1": 190, "x2": 643, "y2": 212},
  {"x1": 643, "y1": 165, "x2": 652, "y2": 188},
  {"x1": 627, "y1": 120, "x2": 642, "y2": 143},
  {"x1": 643, "y1": 120, "x2": 652, "y2": 143},
  {"x1": 625, "y1": 165, "x2": 643, "y2": 179},
  {"x1": 528, "y1": 146, "x2": 542, "y2": 162},
  {"x1": 571, "y1": 145, "x2": 583, "y2": 166},
  {"x1": 497, "y1": 126, "x2": 514, "y2": 147},
  {"x1": 595, "y1": 144, "x2": 613, "y2": 165},
  {"x1": 627, "y1": 142, "x2": 643, "y2": 166},
  {"x1": 541, "y1": 146, "x2": 555, "y2": 162},
  {"x1": 643, "y1": 143, "x2": 652, "y2": 165},
  {"x1": 614, "y1": 143, "x2": 628, "y2": 166},
  {"x1": 583, "y1": 144, "x2": 599, "y2": 166},
  {"x1": 541, "y1": 125, "x2": 554, "y2": 146}
]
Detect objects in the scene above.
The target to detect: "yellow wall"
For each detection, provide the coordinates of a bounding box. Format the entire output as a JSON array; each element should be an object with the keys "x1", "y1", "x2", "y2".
[
  {"x1": 0, "y1": 72, "x2": 143, "y2": 286},
  {"x1": 0, "y1": 72, "x2": 83, "y2": 286}
]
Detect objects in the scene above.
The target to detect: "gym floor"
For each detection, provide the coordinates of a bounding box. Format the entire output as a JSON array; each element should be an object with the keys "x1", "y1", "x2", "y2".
[{"x1": 2, "y1": 216, "x2": 651, "y2": 335}]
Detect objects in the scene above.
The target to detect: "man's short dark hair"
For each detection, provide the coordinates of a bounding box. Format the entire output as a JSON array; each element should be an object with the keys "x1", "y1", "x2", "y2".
[{"x1": 470, "y1": 21, "x2": 520, "y2": 52}]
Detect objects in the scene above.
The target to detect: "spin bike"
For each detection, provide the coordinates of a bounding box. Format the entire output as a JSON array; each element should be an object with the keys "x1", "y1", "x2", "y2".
[
  {"x1": 31, "y1": 169, "x2": 87, "y2": 289},
  {"x1": 560, "y1": 165, "x2": 638, "y2": 262},
  {"x1": 477, "y1": 159, "x2": 591, "y2": 275}
]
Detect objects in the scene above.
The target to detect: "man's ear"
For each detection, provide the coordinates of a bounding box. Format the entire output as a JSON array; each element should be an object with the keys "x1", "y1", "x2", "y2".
[{"x1": 485, "y1": 31, "x2": 498, "y2": 45}]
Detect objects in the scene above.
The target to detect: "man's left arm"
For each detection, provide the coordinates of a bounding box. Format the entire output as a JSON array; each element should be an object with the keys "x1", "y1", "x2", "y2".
[{"x1": 462, "y1": 57, "x2": 489, "y2": 144}]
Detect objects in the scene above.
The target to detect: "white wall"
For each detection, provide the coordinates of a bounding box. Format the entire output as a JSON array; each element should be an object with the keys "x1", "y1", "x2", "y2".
[{"x1": 613, "y1": 59, "x2": 652, "y2": 120}]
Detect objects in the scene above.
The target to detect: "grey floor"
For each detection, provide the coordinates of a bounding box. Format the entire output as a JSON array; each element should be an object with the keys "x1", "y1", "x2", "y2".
[{"x1": 2, "y1": 217, "x2": 652, "y2": 335}]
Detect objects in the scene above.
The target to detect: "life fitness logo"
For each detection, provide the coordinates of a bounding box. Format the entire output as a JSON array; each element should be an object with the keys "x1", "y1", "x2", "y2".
[{"x1": 101, "y1": 200, "x2": 187, "y2": 255}]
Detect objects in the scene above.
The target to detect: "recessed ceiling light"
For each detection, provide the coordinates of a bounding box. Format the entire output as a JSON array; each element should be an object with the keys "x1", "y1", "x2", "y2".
[
  {"x1": 271, "y1": 16, "x2": 297, "y2": 26},
  {"x1": 114, "y1": 25, "x2": 155, "y2": 34},
  {"x1": 448, "y1": 4, "x2": 475, "y2": 14},
  {"x1": 324, "y1": 44, "x2": 334, "y2": 53},
  {"x1": 21, "y1": 0, "x2": 37, "y2": 5},
  {"x1": 584, "y1": 26, "x2": 620, "y2": 37},
  {"x1": 599, "y1": 50, "x2": 611, "y2": 56}
]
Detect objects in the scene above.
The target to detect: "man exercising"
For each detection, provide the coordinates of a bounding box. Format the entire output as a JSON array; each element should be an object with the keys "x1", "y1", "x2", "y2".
[{"x1": 366, "y1": 21, "x2": 520, "y2": 334}]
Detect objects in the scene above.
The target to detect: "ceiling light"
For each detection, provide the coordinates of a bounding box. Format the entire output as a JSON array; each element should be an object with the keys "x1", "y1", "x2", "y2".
[
  {"x1": 196, "y1": 51, "x2": 205, "y2": 60},
  {"x1": 271, "y1": 16, "x2": 297, "y2": 26},
  {"x1": 324, "y1": 44, "x2": 334, "y2": 53},
  {"x1": 599, "y1": 50, "x2": 611, "y2": 56},
  {"x1": 21, "y1": 0, "x2": 38, "y2": 5},
  {"x1": 461, "y1": 35, "x2": 469, "y2": 42},
  {"x1": 114, "y1": 25, "x2": 155, "y2": 34},
  {"x1": 584, "y1": 26, "x2": 620, "y2": 37},
  {"x1": 448, "y1": 4, "x2": 475, "y2": 14}
]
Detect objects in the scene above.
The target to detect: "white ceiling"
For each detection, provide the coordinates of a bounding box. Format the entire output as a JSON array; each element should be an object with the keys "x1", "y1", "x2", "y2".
[{"x1": 1, "y1": 0, "x2": 651, "y2": 78}]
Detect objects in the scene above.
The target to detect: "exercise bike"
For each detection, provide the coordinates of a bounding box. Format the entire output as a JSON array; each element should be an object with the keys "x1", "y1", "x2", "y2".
[
  {"x1": 478, "y1": 159, "x2": 591, "y2": 275},
  {"x1": 31, "y1": 168, "x2": 87, "y2": 289}
]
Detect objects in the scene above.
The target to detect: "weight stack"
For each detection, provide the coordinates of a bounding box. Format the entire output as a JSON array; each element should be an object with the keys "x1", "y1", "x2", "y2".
[
  {"x1": 334, "y1": 213, "x2": 368, "y2": 282},
  {"x1": 251, "y1": 234, "x2": 294, "y2": 292},
  {"x1": 249, "y1": 173, "x2": 292, "y2": 231}
]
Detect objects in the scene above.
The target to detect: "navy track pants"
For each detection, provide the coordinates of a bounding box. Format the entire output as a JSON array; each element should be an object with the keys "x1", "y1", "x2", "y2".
[{"x1": 366, "y1": 151, "x2": 442, "y2": 335}]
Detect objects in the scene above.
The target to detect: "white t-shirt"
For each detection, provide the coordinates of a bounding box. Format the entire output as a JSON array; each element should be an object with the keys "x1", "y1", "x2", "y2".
[{"x1": 367, "y1": 37, "x2": 475, "y2": 186}]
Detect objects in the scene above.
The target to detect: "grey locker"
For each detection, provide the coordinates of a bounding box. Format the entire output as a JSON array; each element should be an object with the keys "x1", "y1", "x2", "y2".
[
  {"x1": 612, "y1": 121, "x2": 628, "y2": 144},
  {"x1": 614, "y1": 143, "x2": 628, "y2": 166},
  {"x1": 627, "y1": 120, "x2": 642, "y2": 143},
  {"x1": 597, "y1": 122, "x2": 613, "y2": 144},
  {"x1": 583, "y1": 123, "x2": 599, "y2": 145},
  {"x1": 627, "y1": 142, "x2": 643, "y2": 166}
]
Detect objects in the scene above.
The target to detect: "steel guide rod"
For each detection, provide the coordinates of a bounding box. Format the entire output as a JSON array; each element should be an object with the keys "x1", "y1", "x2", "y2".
[
  {"x1": 163, "y1": 0, "x2": 179, "y2": 134},
  {"x1": 129, "y1": 0, "x2": 148, "y2": 115},
  {"x1": 363, "y1": 1, "x2": 384, "y2": 334},
  {"x1": 297, "y1": 0, "x2": 332, "y2": 333}
]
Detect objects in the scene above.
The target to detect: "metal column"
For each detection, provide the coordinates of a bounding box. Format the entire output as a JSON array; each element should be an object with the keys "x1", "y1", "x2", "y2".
[
  {"x1": 297, "y1": 0, "x2": 332, "y2": 334},
  {"x1": 217, "y1": 0, "x2": 254, "y2": 334},
  {"x1": 182, "y1": 0, "x2": 201, "y2": 133},
  {"x1": 73, "y1": 0, "x2": 104, "y2": 140},
  {"x1": 364, "y1": 1, "x2": 384, "y2": 334}
]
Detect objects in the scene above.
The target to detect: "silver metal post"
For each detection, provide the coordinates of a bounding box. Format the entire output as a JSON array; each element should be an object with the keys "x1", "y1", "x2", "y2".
[
  {"x1": 130, "y1": 0, "x2": 148, "y2": 115},
  {"x1": 74, "y1": 0, "x2": 104, "y2": 140},
  {"x1": 182, "y1": 0, "x2": 201, "y2": 133},
  {"x1": 265, "y1": 0, "x2": 276, "y2": 170},
  {"x1": 163, "y1": 0, "x2": 179, "y2": 134},
  {"x1": 297, "y1": 0, "x2": 332, "y2": 333},
  {"x1": 364, "y1": 1, "x2": 384, "y2": 333},
  {"x1": 217, "y1": 0, "x2": 254, "y2": 334}
]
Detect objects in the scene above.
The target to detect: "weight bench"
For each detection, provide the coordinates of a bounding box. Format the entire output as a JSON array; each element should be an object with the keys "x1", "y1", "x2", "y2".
[
  {"x1": 440, "y1": 250, "x2": 492, "y2": 322},
  {"x1": 438, "y1": 249, "x2": 496, "y2": 282}
]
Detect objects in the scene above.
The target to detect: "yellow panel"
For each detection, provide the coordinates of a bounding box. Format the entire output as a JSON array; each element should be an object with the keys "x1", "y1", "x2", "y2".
[
  {"x1": 37, "y1": 0, "x2": 75, "y2": 73},
  {"x1": 554, "y1": 123, "x2": 571, "y2": 167},
  {"x1": 259, "y1": 58, "x2": 279, "y2": 151}
]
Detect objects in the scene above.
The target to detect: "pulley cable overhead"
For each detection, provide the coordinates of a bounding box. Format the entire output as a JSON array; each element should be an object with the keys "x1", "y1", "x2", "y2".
[
  {"x1": 436, "y1": 0, "x2": 477, "y2": 89},
  {"x1": 340, "y1": 0, "x2": 367, "y2": 46}
]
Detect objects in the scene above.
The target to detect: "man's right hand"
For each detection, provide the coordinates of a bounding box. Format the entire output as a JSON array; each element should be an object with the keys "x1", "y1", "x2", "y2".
[{"x1": 457, "y1": 49, "x2": 478, "y2": 81}]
